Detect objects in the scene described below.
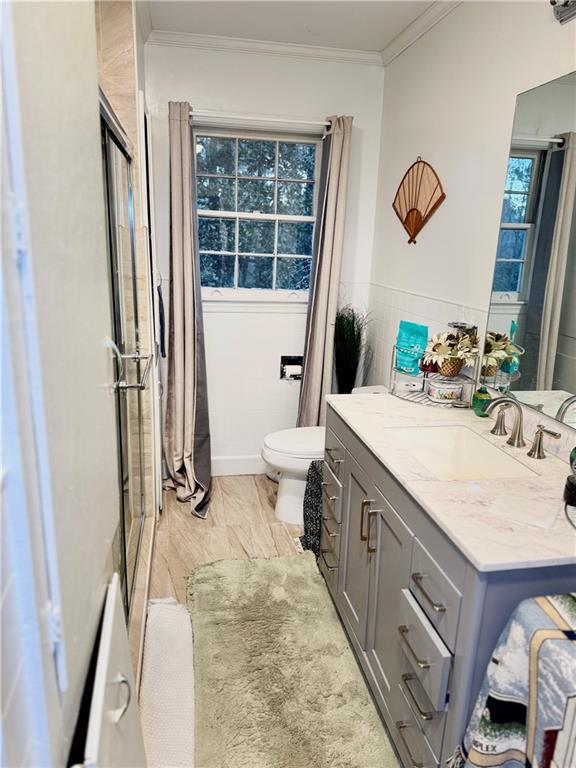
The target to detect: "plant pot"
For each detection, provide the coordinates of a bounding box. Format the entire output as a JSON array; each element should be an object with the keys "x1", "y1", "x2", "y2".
[
  {"x1": 439, "y1": 358, "x2": 463, "y2": 377},
  {"x1": 481, "y1": 363, "x2": 498, "y2": 378}
]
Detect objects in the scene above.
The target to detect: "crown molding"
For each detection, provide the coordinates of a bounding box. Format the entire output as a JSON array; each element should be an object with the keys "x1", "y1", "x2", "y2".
[
  {"x1": 381, "y1": 1, "x2": 463, "y2": 66},
  {"x1": 135, "y1": 0, "x2": 152, "y2": 43},
  {"x1": 146, "y1": 29, "x2": 384, "y2": 67}
]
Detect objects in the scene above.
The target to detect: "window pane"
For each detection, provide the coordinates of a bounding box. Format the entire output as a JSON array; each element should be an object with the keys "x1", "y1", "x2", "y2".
[
  {"x1": 196, "y1": 136, "x2": 235, "y2": 175},
  {"x1": 237, "y1": 179, "x2": 275, "y2": 214},
  {"x1": 238, "y1": 219, "x2": 275, "y2": 253},
  {"x1": 506, "y1": 157, "x2": 534, "y2": 192},
  {"x1": 492, "y1": 261, "x2": 523, "y2": 292},
  {"x1": 199, "y1": 253, "x2": 235, "y2": 288},
  {"x1": 238, "y1": 256, "x2": 273, "y2": 288},
  {"x1": 198, "y1": 217, "x2": 236, "y2": 252},
  {"x1": 278, "y1": 222, "x2": 314, "y2": 255},
  {"x1": 197, "y1": 176, "x2": 235, "y2": 211},
  {"x1": 278, "y1": 142, "x2": 316, "y2": 180},
  {"x1": 238, "y1": 139, "x2": 275, "y2": 177},
  {"x1": 497, "y1": 229, "x2": 527, "y2": 261},
  {"x1": 502, "y1": 193, "x2": 528, "y2": 223},
  {"x1": 278, "y1": 182, "x2": 314, "y2": 216},
  {"x1": 276, "y1": 257, "x2": 311, "y2": 290}
]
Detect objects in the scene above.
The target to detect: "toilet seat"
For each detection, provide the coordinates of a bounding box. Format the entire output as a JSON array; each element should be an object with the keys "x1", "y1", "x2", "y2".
[{"x1": 263, "y1": 427, "x2": 325, "y2": 459}]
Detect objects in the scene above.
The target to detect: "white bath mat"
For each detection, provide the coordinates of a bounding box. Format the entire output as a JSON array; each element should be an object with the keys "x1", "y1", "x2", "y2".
[{"x1": 140, "y1": 599, "x2": 195, "y2": 767}]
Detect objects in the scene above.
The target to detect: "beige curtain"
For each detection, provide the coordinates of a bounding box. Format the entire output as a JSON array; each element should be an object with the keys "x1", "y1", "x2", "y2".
[
  {"x1": 163, "y1": 102, "x2": 211, "y2": 517},
  {"x1": 297, "y1": 116, "x2": 353, "y2": 427},
  {"x1": 537, "y1": 132, "x2": 576, "y2": 389}
]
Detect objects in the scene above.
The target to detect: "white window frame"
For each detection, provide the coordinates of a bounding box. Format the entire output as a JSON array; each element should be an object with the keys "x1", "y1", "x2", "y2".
[
  {"x1": 193, "y1": 126, "x2": 322, "y2": 304},
  {"x1": 492, "y1": 148, "x2": 543, "y2": 305}
]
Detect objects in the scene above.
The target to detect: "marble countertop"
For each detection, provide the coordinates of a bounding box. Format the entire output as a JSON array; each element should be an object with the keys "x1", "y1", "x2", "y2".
[{"x1": 326, "y1": 393, "x2": 576, "y2": 573}]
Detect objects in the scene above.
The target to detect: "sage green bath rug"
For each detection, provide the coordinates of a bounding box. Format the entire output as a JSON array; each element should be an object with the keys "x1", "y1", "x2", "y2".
[{"x1": 187, "y1": 552, "x2": 397, "y2": 768}]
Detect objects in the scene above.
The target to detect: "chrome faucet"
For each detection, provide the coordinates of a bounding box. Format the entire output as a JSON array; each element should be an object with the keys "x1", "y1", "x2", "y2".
[
  {"x1": 555, "y1": 394, "x2": 576, "y2": 423},
  {"x1": 485, "y1": 396, "x2": 526, "y2": 447}
]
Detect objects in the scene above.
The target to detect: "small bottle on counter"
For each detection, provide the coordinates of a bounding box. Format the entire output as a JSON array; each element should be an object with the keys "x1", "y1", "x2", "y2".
[{"x1": 472, "y1": 386, "x2": 492, "y2": 418}]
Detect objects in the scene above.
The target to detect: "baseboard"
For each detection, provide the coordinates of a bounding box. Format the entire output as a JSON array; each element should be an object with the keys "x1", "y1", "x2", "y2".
[{"x1": 212, "y1": 454, "x2": 267, "y2": 477}]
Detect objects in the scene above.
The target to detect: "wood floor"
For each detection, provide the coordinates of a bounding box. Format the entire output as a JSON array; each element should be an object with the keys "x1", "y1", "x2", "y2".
[{"x1": 149, "y1": 475, "x2": 303, "y2": 604}]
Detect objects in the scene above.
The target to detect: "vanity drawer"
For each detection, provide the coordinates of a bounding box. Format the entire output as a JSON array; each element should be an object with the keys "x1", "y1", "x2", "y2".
[
  {"x1": 325, "y1": 427, "x2": 345, "y2": 479},
  {"x1": 320, "y1": 516, "x2": 340, "y2": 562},
  {"x1": 319, "y1": 549, "x2": 338, "y2": 596},
  {"x1": 394, "y1": 685, "x2": 439, "y2": 768},
  {"x1": 322, "y1": 461, "x2": 342, "y2": 523},
  {"x1": 410, "y1": 539, "x2": 462, "y2": 652},
  {"x1": 398, "y1": 589, "x2": 451, "y2": 712},
  {"x1": 399, "y1": 672, "x2": 446, "y2": 761}
]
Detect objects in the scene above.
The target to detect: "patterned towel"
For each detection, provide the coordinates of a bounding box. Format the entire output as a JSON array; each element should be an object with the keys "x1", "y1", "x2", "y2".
[
  {"x1": 300, "y1": 460, "x2": 323, "y2": 559},
  {"x1": 449, "y1": 594, "x2": 576, "y2": 768}
]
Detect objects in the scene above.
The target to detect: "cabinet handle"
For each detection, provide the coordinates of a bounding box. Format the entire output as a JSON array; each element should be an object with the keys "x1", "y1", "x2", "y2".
[
  {"x1": 322, "y1": 485, "x2": 338, "y2": 503},
  {"x1": 367, "y1": 509, "x2": 382, "y2": 553},
  {"x1": 395, "y1": 721, "x2": 424, "y2": 768},
  {"x1": 111, "y1": 673, "x2": 132, "y2": 723},
  {"x1": 322, "y1": 521, "x2": 338, "y2": 539},
  {"x1": 325, "y1": 448, "x2": 344, "y2": 464},
  {"x1": 360, "y1": 498, "x2": 374, "y2": 541},
  {"x1": 401, "y1": 673, "x2": 434, "y2": 721},
  {"x1": 398, "y1": 625, "x2": 430, "y2": 669},
  {"x1": 411, "y1": 573, "x2": 446, "y2": 613}
]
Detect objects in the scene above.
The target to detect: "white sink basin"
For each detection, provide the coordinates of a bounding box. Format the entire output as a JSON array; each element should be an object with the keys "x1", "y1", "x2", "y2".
[{"x1": 384, "y1": 425, "x2": 535, "y2": 481}]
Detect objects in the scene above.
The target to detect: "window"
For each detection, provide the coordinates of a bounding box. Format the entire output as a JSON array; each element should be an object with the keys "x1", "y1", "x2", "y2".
[
  {"x1": 492, "y1": 151, "x2": 543, "y2": 301},
  {"x1": 194, "y1": 131, "x2": 320, "y2": 294}
]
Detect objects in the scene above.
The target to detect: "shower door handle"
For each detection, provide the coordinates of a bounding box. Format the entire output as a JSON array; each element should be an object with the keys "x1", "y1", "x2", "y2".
[{"x1": 114, "y1": 354, "x2": 153, "y2": 391}]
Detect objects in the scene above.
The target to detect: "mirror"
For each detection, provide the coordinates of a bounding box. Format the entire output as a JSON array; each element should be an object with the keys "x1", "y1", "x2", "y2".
[{"x1": 482, "y1": 71, "x2": 576, "y2": 428}]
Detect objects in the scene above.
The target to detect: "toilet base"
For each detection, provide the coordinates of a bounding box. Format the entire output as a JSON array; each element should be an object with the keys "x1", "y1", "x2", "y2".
[{"x1": 275, "y1": 473, "x2": 306, "y2": 526}]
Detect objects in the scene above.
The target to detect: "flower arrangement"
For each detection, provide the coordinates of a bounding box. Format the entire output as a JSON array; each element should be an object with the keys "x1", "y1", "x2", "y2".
[
  {"x1": 422, "y1": 331, "x2": 479, "y2": 377},
  {"x1": 482, "y1": 332, "x2": 523, "y2": 377}
]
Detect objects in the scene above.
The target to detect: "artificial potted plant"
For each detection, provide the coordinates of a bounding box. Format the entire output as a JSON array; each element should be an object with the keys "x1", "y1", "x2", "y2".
[
  {"x1": 334, "y1": 305, "x2": 372, "y2": 394},
  {"x1": 422, "y1": 331, "x2": 479, "y2": 378}
]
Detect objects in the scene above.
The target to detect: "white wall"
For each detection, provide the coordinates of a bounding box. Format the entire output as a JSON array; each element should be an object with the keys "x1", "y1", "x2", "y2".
[
  {"x1": 145, "y1": 41, "x2": 384, "y2": 473},
  {"x1": 367, "y1": 1, "x2": 575, "y2": 386},
  {"x1": 7, "y1": 2, "x2": 121, "y2": 762}
]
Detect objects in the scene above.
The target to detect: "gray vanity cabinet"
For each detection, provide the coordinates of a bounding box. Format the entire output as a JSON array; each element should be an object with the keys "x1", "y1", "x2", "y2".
[
  {"x1": 338, "y1": 454, "x2": 375, "y2": 649},
  {"x1": 323, "y1": 403, "x2": 576, "y2": 768},
  {"x1": 366, "y1": 490, "x2": 414, "y2": 704}
]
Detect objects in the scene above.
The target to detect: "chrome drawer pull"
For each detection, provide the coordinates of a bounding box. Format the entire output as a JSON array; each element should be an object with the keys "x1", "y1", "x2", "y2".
[
  {"x1": 360, "y1": 498, "x2": 374, "y2": 541},
  {"x1": 367, "y1": 509, "x2": 382, "y2": 553},
  {"x1": 322, "y1": 489, "x2": 338, "y2": 503},
  {"x1": 325, "y1": 448, "x2": 344, "y2": 464},
  {"x1": 395, "y1": 721, "x2": 424, "y2": 768},
  {"x1": 398, "y1": 625, "x2": 430, "y2": 670},
  {"x1": 401, "y1": 673, "x2": 434, "y2": 721},
  {"x1": 411, "y1": 573, "x2": 446, "y2": 613}
]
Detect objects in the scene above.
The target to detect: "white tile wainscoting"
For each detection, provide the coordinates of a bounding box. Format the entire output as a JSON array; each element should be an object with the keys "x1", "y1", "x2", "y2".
[{"x1": 366, "y1": 282, "x2": 489, "y2": 388}]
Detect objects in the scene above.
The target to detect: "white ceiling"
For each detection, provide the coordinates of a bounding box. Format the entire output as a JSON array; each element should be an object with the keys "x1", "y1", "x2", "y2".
[{"x1": 145, "y1": 1, "x2": 435, "y2": 52}]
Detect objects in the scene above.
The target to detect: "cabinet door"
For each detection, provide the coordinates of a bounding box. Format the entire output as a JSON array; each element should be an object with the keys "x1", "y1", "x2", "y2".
[
  {"x1": 79, "y1": 574, "x2": 146, "y2": 768},
  {"x1": 339, "y1": 454, "x2": 375, "y2": 649},
  {"x1": 366, "y1": 487, "x2": 414, "y2": 702}
]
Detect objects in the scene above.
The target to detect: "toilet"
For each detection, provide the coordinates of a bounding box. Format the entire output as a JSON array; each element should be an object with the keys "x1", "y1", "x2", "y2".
[{"x1": 261, "y1": 426, "x2": 325, "y2": 525}]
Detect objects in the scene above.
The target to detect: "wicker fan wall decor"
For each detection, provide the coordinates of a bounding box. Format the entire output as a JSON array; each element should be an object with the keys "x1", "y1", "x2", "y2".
[{"x1": 392, "y1": 157, "x2": 446, "y2": 243}]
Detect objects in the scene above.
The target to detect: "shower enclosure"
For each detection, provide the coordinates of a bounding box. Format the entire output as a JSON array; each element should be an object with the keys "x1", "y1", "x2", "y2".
[{"x1": 101, "y1": 102, "x2": 148, "y2": 616}]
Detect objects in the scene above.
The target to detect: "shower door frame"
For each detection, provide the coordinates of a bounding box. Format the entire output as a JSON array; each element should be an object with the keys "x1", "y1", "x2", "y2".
[{"x1": 100, "y1": 97, "x2": 146, "y2": 618}]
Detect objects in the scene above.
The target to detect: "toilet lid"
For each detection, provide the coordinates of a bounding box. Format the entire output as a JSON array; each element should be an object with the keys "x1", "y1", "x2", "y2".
[{"x1": 263, "y1": 426, "x2": 325, "y2": 459}]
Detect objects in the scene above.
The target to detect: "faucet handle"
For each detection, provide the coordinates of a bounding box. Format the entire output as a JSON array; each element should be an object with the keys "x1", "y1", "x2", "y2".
[
  {"x1": 527, "y1": 424, "x2": 561, "y2": 459},
  {"x1": 490, "y1": 403, "x2": 511, "y2": 436}
]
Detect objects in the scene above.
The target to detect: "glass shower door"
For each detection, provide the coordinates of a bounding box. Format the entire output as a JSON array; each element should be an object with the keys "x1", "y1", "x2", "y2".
[{"x1": 101, "y1": 118, "x2": 147, "y2": 616}]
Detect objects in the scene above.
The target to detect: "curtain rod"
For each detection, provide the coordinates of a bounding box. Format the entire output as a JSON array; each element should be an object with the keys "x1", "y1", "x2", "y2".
[
  {"x1": 190, "y1": 109, "x2": 330, "y2": 127},
  {"x1": 512, "y1": 135, "x2": 565, "y2": 145}
]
